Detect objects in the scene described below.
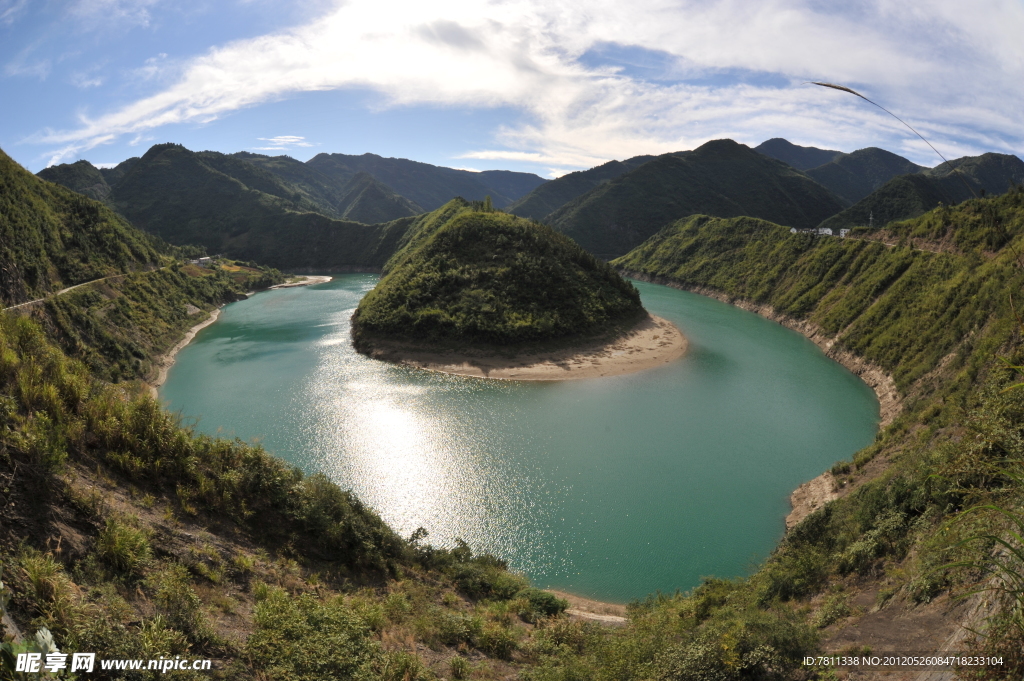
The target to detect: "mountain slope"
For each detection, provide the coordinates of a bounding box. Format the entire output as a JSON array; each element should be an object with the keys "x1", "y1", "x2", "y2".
[
  {"x1": 2, "y1": 149, "x2": 162, "y2": 307},
  {"x1": 106, "y1": 144, "x2": 415, "y2": 269},
  {"x1": 805, "y1": 147, "x2": 924, "y2": 204},
  {"x1": 549, "y1": 139, "x2": 846, "y2": 258},
  {"x1": 506, "y1": 155, "x2": 657, "y2": 220},
  {"x1": 334, "y1": 171, "x2": 424, "y2": 223},
  {"x1": 820, "y1": 152, "x2": 1024, "y2": 232},
  {"x1": 754, "y1": 138, "x2": 841, "y2": 170},
  {"x1": 306, "y1": 152, "x2": 545, "y2": 210}
]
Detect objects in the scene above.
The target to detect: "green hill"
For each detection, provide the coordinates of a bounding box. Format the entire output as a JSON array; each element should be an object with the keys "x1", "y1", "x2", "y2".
[
  {"x1": 3, "y1": 149, "x2": 163, "y2": 307},
  {"x1": 548, "y1": 139, "x2": 847, "y2": 258},
  {"x1": 506, "y1": 155, "x2": 657, "y2": 220},
  {"x1": 805, "y1": 147, "x2": 924, "y2": 204},
  {"x1": 819, "y1": 152, "x2": 1024, "y2": 232},
  {"x1": 306, "y1": 152, "x2": 546, "y2": 210},
  {"x1": 754, "y1": 137, "x2": 841, "y2": 170},
  {"x1": 352, "y1": 200, "x2": 644, "y2": 348}
]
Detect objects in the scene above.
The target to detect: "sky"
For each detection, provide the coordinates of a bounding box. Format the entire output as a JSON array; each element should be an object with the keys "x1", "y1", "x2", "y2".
[{"x1": 2, "y1": 0, "x2": 1023, "y2": 178}]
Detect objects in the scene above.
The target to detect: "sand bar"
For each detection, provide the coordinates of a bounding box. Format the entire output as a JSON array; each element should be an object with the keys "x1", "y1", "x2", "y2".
[
  {"x1": 364, "y1": 314, "x2": 687, "y2": 381},
  {"x1": 269, "y1": 275, "x2": 333, "y2": 289}
]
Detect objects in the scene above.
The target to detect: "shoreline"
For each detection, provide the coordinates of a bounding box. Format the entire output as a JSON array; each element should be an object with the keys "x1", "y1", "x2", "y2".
[
  {"x1": 361, "y1": 314, "x2": 687, "y2": 381},
  {"x1": 148, "y1": 275, "x2": 332, "y2": 398},
  {"x1": 619, "y1": 271, "x2": 903, "y2": 530},
  {"x1": 149, "y1": 309, "x2": 221, "y2": 398},
  {"x1": 547, "y1": 590, "x2": 628, "y2": 625}
]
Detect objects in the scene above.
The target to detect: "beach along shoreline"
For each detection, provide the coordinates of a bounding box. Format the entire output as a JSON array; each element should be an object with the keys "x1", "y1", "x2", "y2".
[{"x1": 360, "y1": 313, "x2": 687, "y2": 381}]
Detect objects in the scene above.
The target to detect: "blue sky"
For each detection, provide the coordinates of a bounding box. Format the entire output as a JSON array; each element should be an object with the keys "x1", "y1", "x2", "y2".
[{"x1": 2, "y1": 0, "x2": 1023, "y2": 177}]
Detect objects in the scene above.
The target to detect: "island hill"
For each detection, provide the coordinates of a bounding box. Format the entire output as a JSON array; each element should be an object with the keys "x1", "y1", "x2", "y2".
[{"x1": 351, "y1": 198, "x2": 687, "y2": 379}]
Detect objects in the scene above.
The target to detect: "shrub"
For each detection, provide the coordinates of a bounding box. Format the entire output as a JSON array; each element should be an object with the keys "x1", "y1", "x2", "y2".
[{"x1": 95, "y1": 517, "x2": 152, "y2": 576}]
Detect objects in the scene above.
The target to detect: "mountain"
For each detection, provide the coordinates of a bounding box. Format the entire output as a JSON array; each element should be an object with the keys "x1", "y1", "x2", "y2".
[
  {"x1": 548, "y1": 139, "x2": 847, "y2": 258},
  {"x1": 306, "y1": 152, "x2": 546, "y2": 210},
  {"x1": 3, "y1": 149, "x2": 162, "y2": 307},
  {"x1": 105, "y1": 143, "x2": 415, "y2": 269},
  {"x1": 506, "y1": 155, "x2": 657, "y2": 220},
  {"x1": 805, "y1": 147, "x2": 924, "y2": 204},
  {"x1": 333, "y1": 171, "x2": 424, "y2": 223},
  {"x1": 98, "y1": 156, "x2": 139, "y2": 185},
  {"x1": 36, "y1": 159, "x2": 112, "y2": 202},
  {"x1": 819, "y1": 152, "x2": 1024, "y2": 232},
  {"x1": 754, "y1": 138, "x2": 841, "y2": 171},
  {"x1": 229, "y1": 151, "x2": 422, "y2": 221},
  {"x1": 352, "y1": 199, "x2": 644, "y2": 348},
  {"x1": 924, "y1": 152, "x2": 1024, "y2": 193}
]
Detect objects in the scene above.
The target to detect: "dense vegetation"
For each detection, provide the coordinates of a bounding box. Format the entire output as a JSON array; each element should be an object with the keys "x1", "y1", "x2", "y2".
[
  {"x1": 353, "y1": 201, "x2": 645, "y2": 348},
  {"x1": 506, "y1": 155, "x2": 655, "y2": 221},
  {"x1": 547, "y1": 139, "x2": 847, "y2": 258}
]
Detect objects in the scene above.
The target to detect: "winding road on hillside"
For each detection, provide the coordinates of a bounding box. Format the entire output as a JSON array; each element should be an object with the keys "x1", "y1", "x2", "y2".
[{"x1": 1, "y1": 274, "x2": 129, "y2": 312}]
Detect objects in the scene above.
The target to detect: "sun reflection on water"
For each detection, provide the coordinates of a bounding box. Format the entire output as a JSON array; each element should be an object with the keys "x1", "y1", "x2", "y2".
[{"x1": 296, "y1": 313, "x2": 563, "y2": 573}]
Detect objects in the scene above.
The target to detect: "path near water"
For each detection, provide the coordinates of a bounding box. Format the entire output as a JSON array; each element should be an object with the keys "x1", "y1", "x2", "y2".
[{"x1": 159, "y1": 275, "x2": 879, "y2": 603}]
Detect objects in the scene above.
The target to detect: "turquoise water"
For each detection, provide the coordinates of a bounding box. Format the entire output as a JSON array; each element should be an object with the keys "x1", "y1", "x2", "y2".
[{"x1": 159, "y1": 275, "x2": 878, "y2": 602}]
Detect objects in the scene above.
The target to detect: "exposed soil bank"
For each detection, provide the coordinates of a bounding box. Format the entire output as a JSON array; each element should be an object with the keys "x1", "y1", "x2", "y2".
[{"x1": 358, "y1": 313, "x2": 687, "y2": 381}]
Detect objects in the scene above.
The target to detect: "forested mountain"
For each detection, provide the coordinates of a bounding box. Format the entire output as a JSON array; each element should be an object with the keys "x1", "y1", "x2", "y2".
[
  {"x1": 819, "y1": 152, "x2": 1024, "y2": 232},
  {"x1": 104, "y1": 144, "x2": 415, "y2": 269},
  {"x1": 353, "y1": 199, "x2": 644, "y2": 348},
  {"x1": 230, "y1": 151, "x2": 423, "y2": 220},
  {"x1": 506, "y1": 155, "x2": 657, "y2": 220},
  {"x1": 805, "y1": 147, "x2": 924, "y2": 204},
  {"x1": 547, "y1": 139, "x2": 846, "y2": 258},
  {"x1": 754, "y1": 138, "x2": 841, "y2": 170},
  {"x1": 306, "y1": 152, "x2": 546, "y2": 210},
  {"x1": 36, "y1": 159, "x2": 112, "y2": 202}
]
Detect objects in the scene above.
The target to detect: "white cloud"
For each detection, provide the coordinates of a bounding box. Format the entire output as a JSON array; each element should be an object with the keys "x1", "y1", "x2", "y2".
[
  {"x1": 69, "y1": 0, "x2": 161, "y2": 29},
  {"x1": 34, "y1": 0, "x2": 1024, "y2": 168},
  {"x1": 0, "y1": 0, "x2": 29, "y2": 25}
]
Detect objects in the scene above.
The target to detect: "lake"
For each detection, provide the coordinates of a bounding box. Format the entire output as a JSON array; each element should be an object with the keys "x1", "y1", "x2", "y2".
[{"x1": 159, "y1": 275, "x2": 878, "y2": 603}]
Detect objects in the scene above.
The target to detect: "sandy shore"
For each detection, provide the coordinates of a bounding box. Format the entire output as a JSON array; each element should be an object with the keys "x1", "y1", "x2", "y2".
[
  {"x1": 548, "y1": 590, "x2": 628, "y2": 625},
  {"x1": 269, "y1": 275, "x2": 333, "y2": 289},
  {"x1": 149, "y1": 309, "x2": 221, "y2": 398},
  {"x1": 364, "y1": 314, "x2": 687, "y2": 381}
]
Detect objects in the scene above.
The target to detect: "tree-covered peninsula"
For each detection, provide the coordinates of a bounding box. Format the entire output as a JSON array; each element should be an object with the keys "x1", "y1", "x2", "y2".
[{"x1": 351, "y1": 199, "x2": 646, "y2": 352}]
